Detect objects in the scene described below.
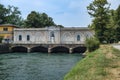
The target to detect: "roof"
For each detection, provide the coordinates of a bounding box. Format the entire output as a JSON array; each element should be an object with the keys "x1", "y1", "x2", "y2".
[{"x1": 0, "y1": 24, "x2": 19, "y2": 28}]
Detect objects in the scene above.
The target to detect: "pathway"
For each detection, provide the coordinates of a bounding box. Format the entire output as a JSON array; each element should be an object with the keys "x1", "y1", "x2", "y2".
[{"x1": 112, "y1": 44, "x2": 120, "y2": 50}]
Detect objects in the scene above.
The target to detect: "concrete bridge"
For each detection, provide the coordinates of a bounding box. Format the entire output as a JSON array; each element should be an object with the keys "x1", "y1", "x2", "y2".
[{"x1": 10, "y1": 43, "x2": 86, "y2": 53}]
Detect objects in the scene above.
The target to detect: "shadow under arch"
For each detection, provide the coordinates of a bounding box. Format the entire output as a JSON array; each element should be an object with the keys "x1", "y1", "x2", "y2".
[
  {"x1": 11, "y1": 46, "x2": 28, "y2": 53},
  {"x1": 30, "y1": 46, "x2": 48, "y2": 53},
  {"x1": 51, "y1": 46, "x2": 69, "y2": 53},
  {"x1": 72, "y1": 46, "x2": 87, "y2": 53}
]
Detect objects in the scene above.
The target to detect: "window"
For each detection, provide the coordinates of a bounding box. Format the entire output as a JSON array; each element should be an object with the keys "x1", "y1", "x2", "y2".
[
  {"x1": 27, "y1": 35, "x2": 30, "y2": 41},
  {"x1": 19, "y1": 35, "x2": 22, "y2": 41},
  {"x1": 50, "y1": 31, "x2": 55, "y2": 43},
  {"x1": 77, "y1": 35, "x2": 80, "y2": 41},
  {"x1": 50, "y1": 31, "x2": 55, "y2": 37},
  {"x1": 3, "y1": 28, "x2": 8, "y2": 31}
]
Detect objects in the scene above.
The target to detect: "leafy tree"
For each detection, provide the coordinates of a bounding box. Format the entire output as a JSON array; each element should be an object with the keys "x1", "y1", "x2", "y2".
[
  {"x1": 87, "y1": 0, "x2": 110, "y2": 43},
  {"x1": 5, "y1": 5, "x2": 24, "y2": 26},
  {"x1": 0, "y1": 4, "x2": 8, "y2": 24},
  {"x1": 114, "y1": 5, "x2": 120, "y2": 42},
  {"x1": 0, "y1": 3, "x2": 24, "y2": 26},
  {"x1": 25, "y1": 11, "x2": 55, "y2": 28}
]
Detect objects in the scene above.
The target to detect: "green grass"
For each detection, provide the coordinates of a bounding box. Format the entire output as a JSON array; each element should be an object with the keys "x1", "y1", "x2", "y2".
[{"x1": 64, "y1": 45, "x2": 120, "y2": 80}]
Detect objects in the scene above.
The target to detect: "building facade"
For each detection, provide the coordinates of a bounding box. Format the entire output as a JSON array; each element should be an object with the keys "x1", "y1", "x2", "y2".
[
  {"x1": 13, "y1": 27, "x2": 94, "y2": 44},
  {"x1": 0, "y1": 24, "x2": 18, "y2": 43}
]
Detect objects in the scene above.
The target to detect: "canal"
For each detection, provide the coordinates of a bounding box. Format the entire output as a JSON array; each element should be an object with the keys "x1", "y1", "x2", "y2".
[{"x1": 0, "y1": 53, "x2": 83, "y2": 80}]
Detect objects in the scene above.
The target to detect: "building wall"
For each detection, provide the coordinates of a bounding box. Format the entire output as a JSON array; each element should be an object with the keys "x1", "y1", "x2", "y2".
[
  {"x1": 0, "y1": 26, "x2": 14, "y2": 31},
  {"x1": 13, "y1": 27, "x2": 94, "y2": 44},
  {"x1": 0, "y1": 25, "x2": 16, "y2": 40}
]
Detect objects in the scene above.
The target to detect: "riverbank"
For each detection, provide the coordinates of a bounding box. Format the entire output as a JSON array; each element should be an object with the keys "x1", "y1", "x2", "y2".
[{"x1": 64, "y1": 45, "x2": 120, "y2": 80}]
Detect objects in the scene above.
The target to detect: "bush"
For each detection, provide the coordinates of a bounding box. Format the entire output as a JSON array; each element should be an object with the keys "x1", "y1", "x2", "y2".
[
  {"x1": 0, "y1": 37, "x2": 3, "y2": 43},
  {"x1": 85, "y1": 37, "x2": 100, "y2": 52}
]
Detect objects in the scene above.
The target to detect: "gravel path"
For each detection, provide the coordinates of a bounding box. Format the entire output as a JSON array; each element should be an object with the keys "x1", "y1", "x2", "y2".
[{"x1": 112, "y1": 44, "x2": 120, "y2": 50}]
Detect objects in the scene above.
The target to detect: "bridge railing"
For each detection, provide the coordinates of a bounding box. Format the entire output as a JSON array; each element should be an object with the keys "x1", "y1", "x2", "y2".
[{"x1": 12, "y1": 41, "x2": 85, "y2": 44}]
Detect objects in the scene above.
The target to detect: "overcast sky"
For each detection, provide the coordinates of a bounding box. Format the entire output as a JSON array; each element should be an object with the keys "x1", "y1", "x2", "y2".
[{"x1": 1, "y1": 0, "x2": 120, "y2": 27}]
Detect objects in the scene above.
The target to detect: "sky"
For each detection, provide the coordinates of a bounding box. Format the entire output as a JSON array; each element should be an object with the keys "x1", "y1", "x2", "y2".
[{"x1": 0, "y1": 0, "x2": 120, "y2": 27}]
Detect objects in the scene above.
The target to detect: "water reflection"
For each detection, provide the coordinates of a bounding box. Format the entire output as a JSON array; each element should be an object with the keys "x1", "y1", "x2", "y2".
[{"x1": 0, "y1": 53, "x2": 82, "y2": 80}]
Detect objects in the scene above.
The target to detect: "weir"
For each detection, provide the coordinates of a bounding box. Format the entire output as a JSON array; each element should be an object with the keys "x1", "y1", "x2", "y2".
[
  {"x1": 10, "y1": 44, "x2": 86, "y2": 53},
  {"x1": 10, "y1": 27, "x2": 94, "y2": 53}
]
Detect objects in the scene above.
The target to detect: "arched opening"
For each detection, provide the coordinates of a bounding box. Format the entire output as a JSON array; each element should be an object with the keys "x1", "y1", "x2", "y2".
[
  {"x1": 27, "y1": 35, "x2": 30, "y2": 41},
  {"x1": 11, "y1": 46, "x2": 27, "y2": 53},
  {"x1": 50, "y1": 31, "x2": 55, "y2": 43},
  {"x1": 77, "y1": 35, "x2": 80, "y2": 41},
  {"x1": 30, "y1": 46, "x2": 48, "y2": 53},
  {"x1": 51, "y1": 46, "x2": 69, "y2": 53},
  {"x1": 19, "y1": 35, "x2": 22, "y2": 41},
  {"x1": 73, "y1": 46, "x2": 87, "y2": 53}
]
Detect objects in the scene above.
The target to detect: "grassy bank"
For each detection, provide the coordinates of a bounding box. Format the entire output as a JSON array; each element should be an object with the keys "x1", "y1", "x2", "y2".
[{"x1": 64, "y1": 45, "x2": 120, "y2": 80}]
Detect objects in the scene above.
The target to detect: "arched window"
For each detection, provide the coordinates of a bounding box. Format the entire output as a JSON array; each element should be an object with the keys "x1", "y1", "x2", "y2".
[
  {"x1": 50, "y1": 31, "x2": 55, "y2": 37},
  {"x1": 50, "y1": 31, "x2": 55, "y2": 43},
  {"x1": 19, "y1": 35, "x2": 22, "y2": 41},
  {"x1": 77, "y1": 35, "x2": 80, "y2": 41},
  {"x1": 27, "y1": 35, "x2": 30, "y2": 41}
]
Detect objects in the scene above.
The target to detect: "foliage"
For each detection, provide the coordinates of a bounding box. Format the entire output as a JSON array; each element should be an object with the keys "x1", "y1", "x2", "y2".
[
  {"x1": 85, "y1": 37, "x2": 100, "y2": 52},
  {"x1": 87, "y1": 0, "x2": 110, "y2": 43},
  {"x1": 0, "y1": 37, "x2": 3, "y2": 43},
  {"x1": 0, "y1": 4, "x2": 8, "y2": 24},
  {"x1": 56, "y1": 25, "x2": 64, "y2": 28},
  {"x1": 0, "y1": 4, "x2": 24, "y2": 26},
  {"x1": 25, "y1": 11, "x2": 55, "y2": 28},
  {"x1": 114, "y1": 5, "x2": 120, "y2": 42}
]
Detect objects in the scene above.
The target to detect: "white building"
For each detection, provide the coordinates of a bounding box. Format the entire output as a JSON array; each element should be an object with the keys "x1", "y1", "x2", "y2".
[{"x1": 13, "y1": 27, "x2": 94, "y2": 44}]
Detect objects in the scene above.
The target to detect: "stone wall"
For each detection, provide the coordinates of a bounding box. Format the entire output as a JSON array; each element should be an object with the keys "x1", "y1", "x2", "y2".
[
  {"x1": 13, "y1": 27, "x2": 94, "y2": 44},
  {"x1": 0, "y1": 44, "x2": 10, "y2": 53}
]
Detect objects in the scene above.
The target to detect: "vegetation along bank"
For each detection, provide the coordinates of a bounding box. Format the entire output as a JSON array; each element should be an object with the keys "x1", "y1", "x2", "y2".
[{"x1": 64, "y1": 45, "x2": 120, "y2": 80}]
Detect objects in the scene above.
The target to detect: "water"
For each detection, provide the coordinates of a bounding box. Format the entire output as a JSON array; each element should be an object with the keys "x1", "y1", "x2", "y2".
[{"x1": 0, "y1": 53, "x2": 83, "y2": 80}]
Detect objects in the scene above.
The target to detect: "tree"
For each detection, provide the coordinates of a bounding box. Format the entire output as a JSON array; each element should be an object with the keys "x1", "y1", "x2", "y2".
[
  {"x1": 87, "y1": 0, "x2": 110, "y2": 43},
  {"x1": 0, "y1": 4, "x2": 8, "y2": 24},
  {"x1": 0, "y1": 3, "x2": 24, "y2": 26},
  {"x1": 25, "y1": 11, "x2": 55, "y2": 28},
  {"x1": 5, "y1": 5, "x2": 24, "y2": 26},
  {"x1": 114, "y1": 5, "x2": 120, "y2": 42}
]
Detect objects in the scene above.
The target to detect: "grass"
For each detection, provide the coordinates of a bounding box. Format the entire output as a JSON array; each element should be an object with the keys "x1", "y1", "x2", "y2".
[{"x1": 64, "y1": 45, "x2": 120, "y2": 80}]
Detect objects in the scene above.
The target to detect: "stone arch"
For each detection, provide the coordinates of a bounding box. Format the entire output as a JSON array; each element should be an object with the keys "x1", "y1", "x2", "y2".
[
  {"x1": 85, "y1": 31, "x2": 93, "y2": 38},
  {"x1": 61, "y1": 32, "x2": 73, "y2": 44},
  {"x1": 11, "y1": 46, "x2": 28, "y2": 53},
  {"x1": 30, "y1": 46, "x2": 48, "y2": 53},
  {"x1": 51, "y1": 46, "x2": 69, "y2": 53},
  {"x1": 72, "y1": 46, "x2": 87, "y2": 53}
]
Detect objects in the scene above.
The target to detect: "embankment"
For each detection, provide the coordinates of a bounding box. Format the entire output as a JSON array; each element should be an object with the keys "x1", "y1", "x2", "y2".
[
  {"x1": 64, "y1": 45, "x2": 120, "y2": 80},
  {"x1": 0, "y1": 44, "x2": 10, "y2": 53}
]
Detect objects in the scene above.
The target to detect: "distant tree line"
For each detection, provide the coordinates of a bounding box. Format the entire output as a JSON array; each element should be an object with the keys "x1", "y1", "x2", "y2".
[
  {"x1": 0, "y1": 3, "x2": 64, "y2": 28},
  {"x1": 87, "y1": 0, "x2": 120, "y2": 43}
]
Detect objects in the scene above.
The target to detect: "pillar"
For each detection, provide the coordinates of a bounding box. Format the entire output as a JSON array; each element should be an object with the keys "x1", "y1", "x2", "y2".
[
  {"x1": 27, "y1": 48, "x2": 30, "y2": 53},
  {"x1": 48, "y1": 48, "x2": 51, "y2": 53},
  {"x1": 69, "y1": 48, "x2": 72, "y2": 54}
]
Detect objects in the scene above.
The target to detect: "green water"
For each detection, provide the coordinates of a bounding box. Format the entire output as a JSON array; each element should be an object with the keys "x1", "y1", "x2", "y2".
[{"x1": 0, "y1": 53, "x2": 83, "y2": 80}]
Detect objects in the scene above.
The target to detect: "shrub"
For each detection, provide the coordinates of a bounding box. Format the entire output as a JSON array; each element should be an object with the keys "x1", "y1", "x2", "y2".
[
  {"x1": 85, "y1": 37, "x2": 100, "y2": 52},
  {"x1": 0, "y1": 37, "x2": 3, "y2": 43}
]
